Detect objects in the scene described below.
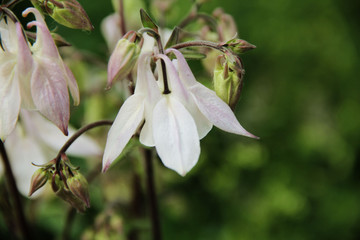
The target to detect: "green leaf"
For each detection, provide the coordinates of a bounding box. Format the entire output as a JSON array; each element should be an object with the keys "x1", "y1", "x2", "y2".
[
  {"x1": 165, "y1": 27, "x2": 180, "y2": 49},
  {"x1": 140, "y1": 8, "x2": 158, "y2": 33}
]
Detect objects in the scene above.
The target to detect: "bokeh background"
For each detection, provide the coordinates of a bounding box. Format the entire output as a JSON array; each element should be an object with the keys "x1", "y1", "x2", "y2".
[{"x1": 1, "y1": 0, "x2": 360, "y2": 239}]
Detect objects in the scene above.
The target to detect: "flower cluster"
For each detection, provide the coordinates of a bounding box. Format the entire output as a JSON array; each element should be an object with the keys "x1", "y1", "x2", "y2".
[{"x1": 0, "y1": 7, "x2": 79, "y2": 140}]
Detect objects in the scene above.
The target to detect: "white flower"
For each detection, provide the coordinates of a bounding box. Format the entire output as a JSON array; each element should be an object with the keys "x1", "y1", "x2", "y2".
[
  {"x1": 103, "y1": 49, "x2": 257, "y2": 176},
  {"x1": 0, "y1": 110, "x2": 102, "y2": 197},
  {"x1": 23, "y1": 8, "x2": 80, "y2": 135},
  {"x1": 0, "y1": 8, "x2": 80, "y2": 140}
]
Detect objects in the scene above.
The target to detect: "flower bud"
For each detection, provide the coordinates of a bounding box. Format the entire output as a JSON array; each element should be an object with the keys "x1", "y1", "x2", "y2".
[
  {"x1": 28, "y1": 168, "x2": 50, "y2": 196},
  {"x1": 213, "y1": 55, "x2": 244, "y2": 110},
  {"x1": 45, "y1": 0, "x2": 93, "y2": 30},
  {"x1": 66, "y1": 172, "x2": 90, "y2": 208},
  {"x1": 224, "y1": 39, "x2": 256, "y2": 55},
  {"x1": 107, "y1": 31, "x2": 142, "y2": 88},
  {"x1": 52, "y1": 173, "x2": 88, "y2": 212}
]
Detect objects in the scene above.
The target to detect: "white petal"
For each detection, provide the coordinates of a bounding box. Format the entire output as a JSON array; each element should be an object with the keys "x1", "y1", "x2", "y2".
[
  {"x1": 21, "y1": 110, "x2": 101, "y2": 157},
  {"x1": 0, "y1": 57, "x2": 20, "y2": 140},
  {"x1": 64, "y1": 63, "x2": 80, "y2": 106},
  {"x1": 166, "y1": 48, "x2": 198, "y2": 87},
  {"x1": 190, "y1": 84, "x2": 258, "y2": 138},
  {"x1": 4, "y1": 125, "x2": 47, "y2": 197},
  {"x1": 153, "y1": 96, "x2": 200, "y2": 176},
  {"x1": 137, "y1": 53, "x2": 161, "y2": 146},
  {"x1": 102, "y1": 94, "x2": 145, "y2": 171},
  {"x1": 23, "y1": 8, "x2": 60, "y2": 59}
]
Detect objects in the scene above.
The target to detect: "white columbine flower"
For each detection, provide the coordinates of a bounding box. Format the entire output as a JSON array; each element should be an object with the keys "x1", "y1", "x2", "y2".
[
  {"x1": 0, "y1": 8, "x2": 80, "y2": 140},
  {"x1": 0, "y1": 110, "x2": 102, "y2": 197},
  {"x1": 103, "y1": 48, "x2": 257, "y2": 176},
  {"x1": 23, "y1": 8, "x2": 80, "y2": 136}
]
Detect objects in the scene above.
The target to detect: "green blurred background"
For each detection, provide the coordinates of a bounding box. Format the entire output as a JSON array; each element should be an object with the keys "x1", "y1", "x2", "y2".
[{"x1": 1, "y1": 0, "x2": 360, "y2": 239}]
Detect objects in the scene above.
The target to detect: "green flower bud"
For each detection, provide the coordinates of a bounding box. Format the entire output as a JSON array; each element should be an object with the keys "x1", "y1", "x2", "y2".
[
  {"x1": 52, "y1": 173, "x2": 88, "y2": 212},
  {"x1": 28, "y1": 168, "x2": 50, "y2": 196},
  {"x1": 66, "y1": 172, "x2": 90, "y2": 208},
  {"x1": 213, "y1": 55, "x2": 244, "y2": 110},
  {"x1": 46, "y1": 0, "x2": 93, "y2": 30},
  {"x1": 107, "y1": 31, "x2": 142, "y2": 88},
  {"x1": 224, "y1": 38, "x2": 256, "y2": 55}
]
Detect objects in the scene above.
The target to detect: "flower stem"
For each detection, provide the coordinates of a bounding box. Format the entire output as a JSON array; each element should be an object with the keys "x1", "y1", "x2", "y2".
[
  {"x1": 155, "y1": 36, "x2": 171, "y2": 94},
  {"x1": 55, "y1": 120, "x2": 113, "y2": 171},
  {"x1": 143, "y1": 149, "x2": 162, "y2": 240},
  {"x1": 0, "y1": 140, "x2": 32, "y2": 240},
  {"x1": 171, "y1": 40, "x2": 226, "y2": 52}
]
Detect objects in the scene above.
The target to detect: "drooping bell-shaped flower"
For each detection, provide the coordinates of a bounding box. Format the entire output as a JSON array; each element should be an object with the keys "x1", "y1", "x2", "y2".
[
  {"x1": 0, "y1": 18, "x2": 33, "y2": 140},
  {"x1": 103, "y1": 48, "x2": 257, "y2": 176},
  {"x1": 23, "y1": 7, "x2": 80, "y2": 135}
]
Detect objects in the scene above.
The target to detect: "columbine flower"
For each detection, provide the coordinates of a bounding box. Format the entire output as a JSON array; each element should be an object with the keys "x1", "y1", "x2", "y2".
[
  {"x1": 103, "y1": 48, "x2": 257, "y2": 176},
  {"x1": 0, "y1": 8, "x2": 80, "y2": 140},
  {"x1": 23, "y1": 7, "x2": 80, "y2": 136},
  {"x1": 0, "y1": 17, "x2": 33, "y2": 140},
  {"x1": 0, "y1": 110, "x2": 101, "y2": 197}
]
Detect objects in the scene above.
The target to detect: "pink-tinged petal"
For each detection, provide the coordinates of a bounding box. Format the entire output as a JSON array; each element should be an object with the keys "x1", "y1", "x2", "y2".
[
  {"x1": 23, "y1": 8, "x2": 60, "y2": 59},
  {"x1": 15, "y1": 22, "x2": 35, "y2": 109},
  {"x1": 63, "y1": 63, "x2": 80, "y2": 106},
  {"x1": 190, "y1": 84, "x2": 258, "y2": 139},
  {"x1": 0, "y1": 58, "x2": 20, "y2": 140},
  {"x1": 153, "y1": 96, "x2": 200, "y2": 176},
  {"x1": 15, "y1": 22, "x2": 33, "y2": 76},
  {"x1": 31, "y1": 60, "x2": 70, "y2": 135},
  {"x1": 102, "y1": 94, "x2": 145, "y2": 172}
]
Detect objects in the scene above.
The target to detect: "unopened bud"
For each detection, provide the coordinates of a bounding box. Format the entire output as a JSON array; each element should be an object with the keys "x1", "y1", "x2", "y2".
[
  {"x1": 46, "y1": 0, "x2": 93, "y2": 30},
  {"x1": 213, "y1": 55, "x2": 244, "y2": 110},
  {"x1": 29, "y1": 168, "x2": 49, "y2": 196},
  {"x1": 52, "y1": 173, "x2": 88, "y2": 212},
  {"x1": 107, "y1": 31, "x2": 142, "y2": 88},
  {"x1": 66, "y1": 172, "x2": 90, "y2": 208},
  {"x1": 224, "y1": 39, "x2": 256, "y2": 55}
]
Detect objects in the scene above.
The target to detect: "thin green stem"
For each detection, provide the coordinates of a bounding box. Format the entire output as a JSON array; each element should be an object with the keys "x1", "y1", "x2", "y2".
[
  {"x1": 171, "y1": 40, "x2": 225, "y2": 52},
  {"x1": 0, "y1": 140, "x2": 32, "y2": 240}
]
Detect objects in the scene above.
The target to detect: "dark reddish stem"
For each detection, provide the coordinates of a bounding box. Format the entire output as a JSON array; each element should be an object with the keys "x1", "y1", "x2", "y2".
[
  {"x1": 0, "y1": 140, "x2": 32, "y2": 240},
  {"x1": 143, "y1": 149, "x2": 162, "y2": 240},
  {"x1": 55, "y1": 120, "x2": 113, "y2": 171}
]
